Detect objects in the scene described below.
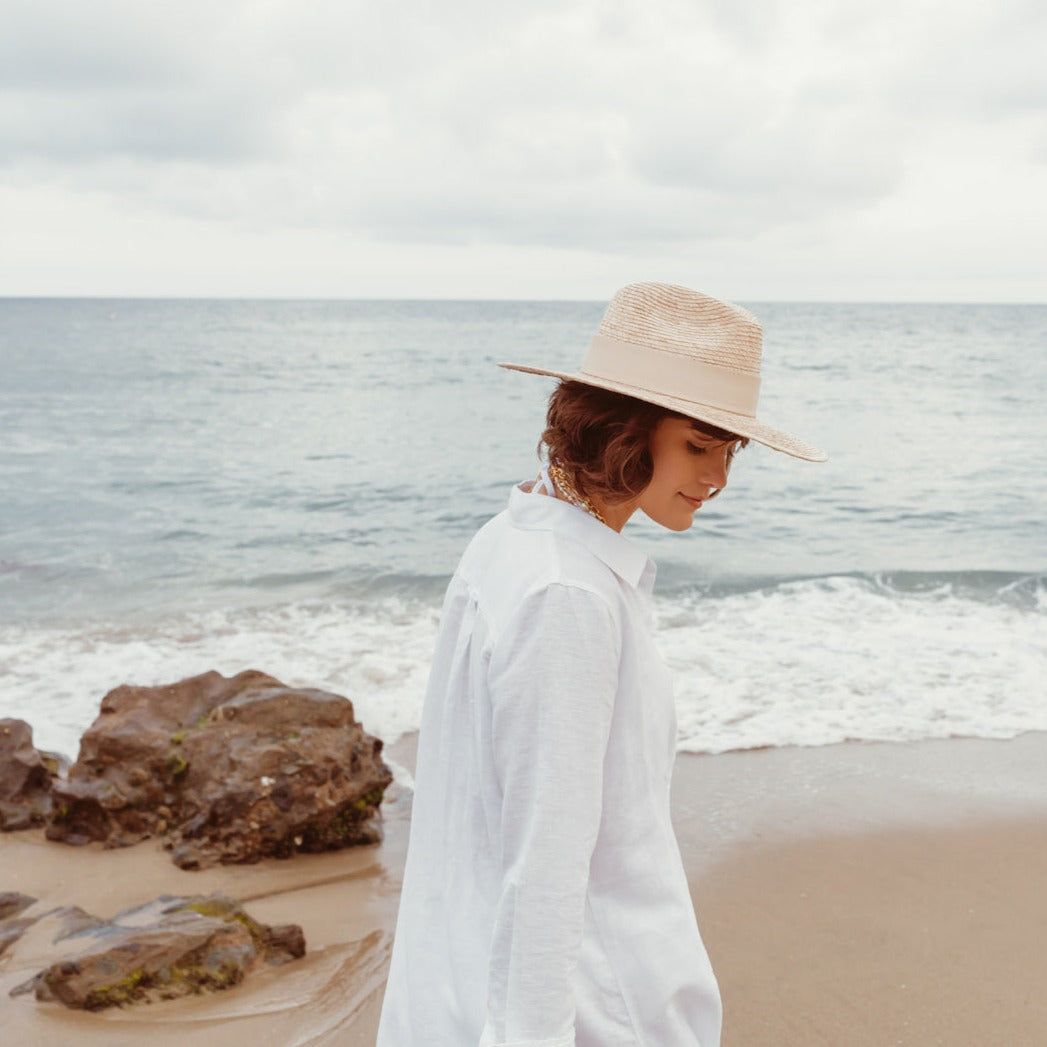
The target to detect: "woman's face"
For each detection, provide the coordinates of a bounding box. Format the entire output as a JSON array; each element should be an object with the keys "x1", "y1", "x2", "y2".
[{"x1": 635, "y1": 417, "x2": 742, "y2": 532}]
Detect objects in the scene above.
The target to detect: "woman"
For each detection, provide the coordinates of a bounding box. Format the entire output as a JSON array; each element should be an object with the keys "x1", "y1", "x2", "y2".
[{"x1": 376, "y1": 283, "x2": 826, "y2": 1046}]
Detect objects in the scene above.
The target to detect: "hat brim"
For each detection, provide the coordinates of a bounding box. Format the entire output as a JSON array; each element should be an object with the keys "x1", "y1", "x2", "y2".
[{"x1": 499, "y1": 363, "x2": 828, "y2": 463}]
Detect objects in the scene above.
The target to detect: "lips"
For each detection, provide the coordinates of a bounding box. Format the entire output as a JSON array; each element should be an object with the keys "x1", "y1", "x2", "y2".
[{"x1": 681, "y1": 494, "x2": 704, "y2": 508}]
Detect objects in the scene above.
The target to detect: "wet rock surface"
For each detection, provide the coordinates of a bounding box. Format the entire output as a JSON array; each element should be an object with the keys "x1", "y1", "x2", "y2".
[
  {"x1": 8, "y1": 893, "x2": 305, "y2": 1010},
  {"x1": 0, "y1": 892, "x2": 41, "y2": 958},
  {"x1": 0, "y1": 719, "x2": 60, "y2": 831},
  {"x1": 0, "y1": 890, "x2": 37, "y2": 921},
  {"x1": 46, "y1": 669, "x2": 393, "y2": 868},
  {"x1": 1, "y1": 902, "x2": 102, "y2": 962}
]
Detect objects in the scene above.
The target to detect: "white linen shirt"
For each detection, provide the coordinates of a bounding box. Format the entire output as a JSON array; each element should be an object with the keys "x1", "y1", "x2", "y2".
[{"x1": 376, "y1": 482, "x2": 722, "y2": 1047}]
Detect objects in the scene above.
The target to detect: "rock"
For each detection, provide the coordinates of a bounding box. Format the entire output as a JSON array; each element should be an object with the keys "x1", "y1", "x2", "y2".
[
  {"x1": 0, "y1": 719, "x2": 57, "y2": 830},
  {"x1": 46, "y1": 670, "x2": 393, "y2": 868},
  {"x1": 0, "y1": 915, "x2": 36, "y2": 959},
  {"x1": 0, "y1": 891, "x2": 39, "y2": 959},
  {"x1": 0, "y1": 901, "x2": 101, "y2": 962},
  {"x1": 10, "y1": 893, "x2": 304, "y2": 1010},
  {"x1": 39, "y1": 749, "x2": 71, "y2": 778},
  {"x1": 0, "y1": 891, "x2": 37, "y2": 920}
]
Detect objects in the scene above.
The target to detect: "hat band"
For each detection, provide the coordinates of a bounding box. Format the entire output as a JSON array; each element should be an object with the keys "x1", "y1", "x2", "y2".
[{"x1": 580, "y1": 334, "x2": 761, "y2": 417}]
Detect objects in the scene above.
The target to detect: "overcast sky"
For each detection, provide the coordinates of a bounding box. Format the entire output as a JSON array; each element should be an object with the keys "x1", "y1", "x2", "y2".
[{"x1": 2, "y1": 0, "x2": 1044, "y2": 299}]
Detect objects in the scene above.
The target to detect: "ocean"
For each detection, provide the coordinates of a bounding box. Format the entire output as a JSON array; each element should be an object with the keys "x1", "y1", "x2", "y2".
[{"x1": 1, "y1": 298, "x2": 1044, "y2": 761}]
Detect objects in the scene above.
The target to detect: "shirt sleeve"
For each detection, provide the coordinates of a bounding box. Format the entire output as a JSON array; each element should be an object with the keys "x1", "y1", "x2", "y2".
[{"x1": 480, "y1": 582, "x2": 622, "y2": 1047}]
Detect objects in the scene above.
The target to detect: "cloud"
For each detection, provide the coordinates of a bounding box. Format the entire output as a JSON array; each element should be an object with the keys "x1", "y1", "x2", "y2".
[
  {"x1": 873, "y1": 1, "x2": 1047, "y2": 118},
  {"x1": 0, "y1": 0, "x2": 1044, "y2": 296},
  {"x1": 0, "y1": 88, "x2": 276, "y2": 164}
]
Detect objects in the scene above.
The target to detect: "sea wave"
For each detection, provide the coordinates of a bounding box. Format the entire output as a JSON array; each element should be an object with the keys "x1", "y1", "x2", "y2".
[
  {"x1": 659, "y1": 573, "x2": 1046, "y2": 753},
  {"x1": 1, "y1": 572, "x2": 1042, "y2": 761}
]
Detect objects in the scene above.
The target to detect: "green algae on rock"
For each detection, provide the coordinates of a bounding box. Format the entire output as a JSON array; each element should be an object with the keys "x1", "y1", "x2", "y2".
[{"x1": 11, "y1": 893, "x2": 304, "y2": 1011}]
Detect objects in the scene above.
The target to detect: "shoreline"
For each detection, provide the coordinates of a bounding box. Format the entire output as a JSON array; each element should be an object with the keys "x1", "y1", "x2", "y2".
[{"x1": 3, "y1": 732, "x2": 1046, "y2": 1045}]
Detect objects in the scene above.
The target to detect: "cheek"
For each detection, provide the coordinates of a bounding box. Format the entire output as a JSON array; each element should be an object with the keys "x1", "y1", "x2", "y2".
[{"x1": 660, "y1": 451, "x2": 694, "y2": 489}]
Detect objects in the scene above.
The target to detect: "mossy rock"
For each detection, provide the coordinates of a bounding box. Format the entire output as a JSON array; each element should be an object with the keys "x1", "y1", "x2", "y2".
[{"x1": 27, "y1": 893, "x2": 303, "y2": 1010}]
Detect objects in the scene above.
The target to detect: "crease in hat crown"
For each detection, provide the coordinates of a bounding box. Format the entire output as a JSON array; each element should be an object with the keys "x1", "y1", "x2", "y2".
[
  {"x1": 580, "y1": 283, "x2": 763, "y2": 419},
  {"x1": 600, "y1": 283, "x2": 763, "y2": 374},
  {"x1": 498, "y1": 281, "x2": 828, "y2": 462}
]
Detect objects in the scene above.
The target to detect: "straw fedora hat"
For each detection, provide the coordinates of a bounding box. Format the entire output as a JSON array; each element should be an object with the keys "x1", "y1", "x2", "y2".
[{"x1": 500, "y1": 282, "x2": 827, "y2": 462}]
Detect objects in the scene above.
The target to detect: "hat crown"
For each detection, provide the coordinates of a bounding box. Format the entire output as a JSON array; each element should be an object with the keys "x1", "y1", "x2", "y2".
[
  {"x1": 598, "y1": 282, "x2": 762, "y2": 377},
  {"x1": 496, "y1": 280, "x2": 827, "y2": 462}
]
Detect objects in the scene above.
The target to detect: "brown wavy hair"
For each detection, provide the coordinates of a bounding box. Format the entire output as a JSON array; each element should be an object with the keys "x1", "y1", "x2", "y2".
[{"x1": 538, "y1": 380, "x2": 748, "y2": 505}]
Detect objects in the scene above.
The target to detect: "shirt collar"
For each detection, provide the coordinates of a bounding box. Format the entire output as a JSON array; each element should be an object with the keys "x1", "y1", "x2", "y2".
[{"x1": 508, "y1": 482, "x2": 656, "y2": 594}]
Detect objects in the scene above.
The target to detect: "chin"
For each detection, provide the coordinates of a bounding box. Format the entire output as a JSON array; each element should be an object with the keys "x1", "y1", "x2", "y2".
[
  {"x1": 644, "y1": 508, "x2": 695, "y2": 532},
  {"x1": 665, "y1": 517, "x2": 695, "y2": 533}
]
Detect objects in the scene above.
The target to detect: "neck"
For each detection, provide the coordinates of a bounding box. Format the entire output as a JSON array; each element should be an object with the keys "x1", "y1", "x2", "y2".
[
  {"x1": 591, "y1": 494, "x2": 637, "y2": 533},
  {"x1": 544, "y1": 462, "x2": 637, "y2": 533}
]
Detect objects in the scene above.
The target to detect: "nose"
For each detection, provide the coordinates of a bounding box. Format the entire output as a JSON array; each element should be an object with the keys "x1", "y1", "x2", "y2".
[{"x1": 700, "y1": 446, "x2": 730, "y2": 494}]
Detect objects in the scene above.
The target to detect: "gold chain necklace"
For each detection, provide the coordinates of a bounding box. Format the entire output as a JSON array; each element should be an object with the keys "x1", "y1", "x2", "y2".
[{"x1": 546, "y1": 461, "x2": 607, "y2": 525}]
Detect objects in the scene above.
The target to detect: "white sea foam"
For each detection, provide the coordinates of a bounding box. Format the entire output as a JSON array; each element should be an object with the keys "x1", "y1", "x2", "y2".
[
  {"x1": 659, "y1": 576, "x2": 1047, "y2": 753},
  {"x1": 0, "y1": 599, "x2": 440, "y2": 768},
  {"x1": 0, "y1": 577, "x2": 1043, "y2": 763}
]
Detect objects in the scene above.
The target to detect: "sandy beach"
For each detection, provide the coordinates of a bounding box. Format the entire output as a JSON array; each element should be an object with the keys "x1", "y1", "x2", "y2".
[{"x1": 3, "y1": 731, "x2": 1046, "y2": 1046}]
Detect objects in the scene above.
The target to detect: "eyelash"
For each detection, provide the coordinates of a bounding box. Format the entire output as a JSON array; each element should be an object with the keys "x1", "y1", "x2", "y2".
[{"x1": 689, "y1": 442, "x2": 739, "y2": 459}]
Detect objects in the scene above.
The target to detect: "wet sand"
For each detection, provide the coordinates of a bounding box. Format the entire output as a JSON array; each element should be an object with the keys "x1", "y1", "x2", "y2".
[{"x1": 3, "y1": 732, "x2": 1046, "y2": 1046}]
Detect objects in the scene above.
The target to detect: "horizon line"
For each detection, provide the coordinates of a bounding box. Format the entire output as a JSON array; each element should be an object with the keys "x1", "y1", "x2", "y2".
[{"x1": 2, "y1": 294, "x2": 1046, "y2": 306}]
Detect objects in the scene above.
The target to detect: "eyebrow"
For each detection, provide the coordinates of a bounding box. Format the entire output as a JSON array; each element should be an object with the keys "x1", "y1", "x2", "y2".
[{"x1": 687, "y1": 427, "x2": 738, "y2": 447}]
